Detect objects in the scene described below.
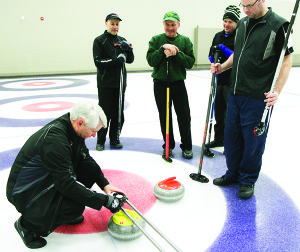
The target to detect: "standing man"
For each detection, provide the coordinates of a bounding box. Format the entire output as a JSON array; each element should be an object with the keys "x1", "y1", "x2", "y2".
[
  {"x1": 211, "y1": 0, "x2": 293, "y2": 199},
  {"x1": 205, "y1": 5, "x2": 240, "y2": 150},
  {"x1": 146, "y1": 11, "x2": 195, "y2": 159},
  {"x1": 7, "y1": 100, "x2": 125, "y2": 249},
  {"x1": 93, "y1": 13, "x2": 134, "y2": 151}
]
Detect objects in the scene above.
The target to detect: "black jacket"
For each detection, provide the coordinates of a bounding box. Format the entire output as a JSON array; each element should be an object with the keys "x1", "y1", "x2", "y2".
[
  {"x1": 93, "y1": 30, "x2": 134, "y2": 88},
  {"x1": 6, "y1": 113, "x2": 109, "y2": 236},
  {"x1": 209, "y1": 30, "x2": 235, "y2": 87}
]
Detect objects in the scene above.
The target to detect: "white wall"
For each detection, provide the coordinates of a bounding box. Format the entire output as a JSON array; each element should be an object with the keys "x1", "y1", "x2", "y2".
[{"x1": 0, "y1": 0, "x2": 298, "y2": 77}]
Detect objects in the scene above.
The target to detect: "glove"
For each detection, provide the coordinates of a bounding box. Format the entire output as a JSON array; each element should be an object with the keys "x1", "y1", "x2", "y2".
[
  {"x1": 120, "y1": 41, "x2": 132, "y2": 51},
  {"x1": 219, "y1": 44, "x2": 234, "y2": 58},
  {"x1": 105, "y1": 195, "x2": 124, "y2": 213},
  {"x1": 208, "y1": 55, "x2": 214, "y2": 63},
  {"x1": 117, "y1": 53, "x2": 127, "y2": 64}
]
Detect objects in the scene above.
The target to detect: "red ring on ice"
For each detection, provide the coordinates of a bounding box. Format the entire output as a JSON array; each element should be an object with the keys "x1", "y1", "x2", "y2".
[
  {"x1": 22, "y1": 101, "x2": 74, "y2": 112},
  {"x1": 22, "y1": 81, "x2": 56, "y2": 87}
]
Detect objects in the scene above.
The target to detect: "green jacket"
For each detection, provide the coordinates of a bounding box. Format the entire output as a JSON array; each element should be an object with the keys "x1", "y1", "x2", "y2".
[{"x1": 146, "y1": 33, "x2": 195, "y2": 82}]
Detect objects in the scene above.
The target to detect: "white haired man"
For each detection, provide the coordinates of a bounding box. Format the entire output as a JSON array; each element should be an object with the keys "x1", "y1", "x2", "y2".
[{"x1": 6, "y1": 100, "x2": 124, "y2": 249}]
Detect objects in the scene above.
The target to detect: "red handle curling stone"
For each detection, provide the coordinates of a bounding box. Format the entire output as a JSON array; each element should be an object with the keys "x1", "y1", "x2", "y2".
[{"x1": 154, "y1": 177, "x2": 185, "y2": 202}]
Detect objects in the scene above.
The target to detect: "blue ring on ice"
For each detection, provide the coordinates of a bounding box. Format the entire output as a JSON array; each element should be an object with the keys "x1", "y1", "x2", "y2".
[
  {"x1": 0, "y1": 78, "x2": 89, "y2": 91},
  {"x1": 1, "y1": 137, "x2": 300, "y2": 251},
  {"x1": 0, "y1": 94, "x2": 130, "y2": 127}
]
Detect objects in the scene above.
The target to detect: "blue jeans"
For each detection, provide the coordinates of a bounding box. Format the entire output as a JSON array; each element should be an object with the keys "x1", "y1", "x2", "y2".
[{"x1": 224, "y1": 93, "x2": 270, "y2": 185}]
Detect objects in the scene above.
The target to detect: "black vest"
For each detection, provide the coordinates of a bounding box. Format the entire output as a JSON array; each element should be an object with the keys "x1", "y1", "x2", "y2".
[{"x1": 230, "y1": 8, "x2": 288, "y2": 99}]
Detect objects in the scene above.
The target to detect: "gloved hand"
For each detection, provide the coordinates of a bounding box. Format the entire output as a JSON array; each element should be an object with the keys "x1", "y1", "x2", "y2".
[
  {"x1": 120, "y1": 41, "x2": 132, "y2": 51},
  {"x1": 219, "y1": 44, "x2": 234, "y2": 58},
  {"x1": 117, "y1": 53, "x2": 127, "y2": 64},
  {"x1": 105, "y1": 195, "x2": 124, "y2": 213}
]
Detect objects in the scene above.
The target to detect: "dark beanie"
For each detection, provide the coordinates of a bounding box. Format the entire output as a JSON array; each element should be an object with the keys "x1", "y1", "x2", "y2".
[{"x1": 223, "y1": 5, "x2": 240, "y2": 23}]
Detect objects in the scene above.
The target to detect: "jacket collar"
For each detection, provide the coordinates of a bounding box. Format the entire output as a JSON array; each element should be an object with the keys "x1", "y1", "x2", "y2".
[
  {"x1": 64, "y1": 113, "x2": 85, "y2": 143},
  {"x1": 244, "y1": 7, "x2": 273, "y2": 25},
  {"x1": 222, "y1": 29, "x2": 236, "y2": 38},
  {"x1": 104, "y1": 30, "x2": 117, "y2": 37}
]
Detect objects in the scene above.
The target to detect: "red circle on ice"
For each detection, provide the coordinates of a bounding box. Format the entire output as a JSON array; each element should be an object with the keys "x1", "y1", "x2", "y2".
[
  {"x1": 54, "y1": 169, "x2": 156, "y2": 234},
  {"x1": 22, "y1": 81, "x2": 56, "y2": 87}
]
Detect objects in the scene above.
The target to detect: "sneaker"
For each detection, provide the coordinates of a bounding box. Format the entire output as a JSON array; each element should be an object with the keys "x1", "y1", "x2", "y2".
[
  {"x1": 213, "y1": 175, "x2": 236, "y2": 186},
  {"x1": 182, "y1": 150, "x2": 193, "y2": 159},
  {"x1": 205, "y1": 140, "x2": 224, "y2": 148},
  {"x1": 14, "y1": 217, "x2": 47, "y2": 249},
  {"x1": 163, "y1": 148, "x2": 173, "y2": 158},
  {"x1": 238, "y1": 184, "x2": 254, "y2": 199},
  {"x1": 66, "y1": 215, "x2": 84, "y2": 225},
  {"x1": 96, "y1": 144, "x2": 104, "y2": 151},
  {"x1": 110, "y1": 140, "x2": 123, "y2": 149}
]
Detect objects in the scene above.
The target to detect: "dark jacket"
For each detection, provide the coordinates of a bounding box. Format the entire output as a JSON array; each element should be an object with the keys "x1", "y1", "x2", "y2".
[
  {"x1": 209, "y1": 30, "x2": 235, "y2": 86},
  {"x1": 230, "y1": 8, "x2": 288, "y2": 99},
  {"x1": 93, "y1": 30, "x2": 134, "y2": 88},
  {"x1": 6, "y1": 113, "x2": 109, "y2": 236}
]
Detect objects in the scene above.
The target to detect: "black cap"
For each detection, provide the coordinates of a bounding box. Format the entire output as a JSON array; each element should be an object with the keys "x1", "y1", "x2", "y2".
[{"x1": 105, "y1": 13, "x2": 122, "y2": 22}]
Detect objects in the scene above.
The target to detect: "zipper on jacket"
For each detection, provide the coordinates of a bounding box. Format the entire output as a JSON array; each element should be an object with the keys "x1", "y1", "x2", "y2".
[
  {"x1": 100, "y1": 69, "x2": 106, "y2": 81},
  {"x1": 233, "y1": 20, "x2": 265, "y2": 94},
  {"x1": 26, "y1": 184, "x2": 54, "y2": 209}
]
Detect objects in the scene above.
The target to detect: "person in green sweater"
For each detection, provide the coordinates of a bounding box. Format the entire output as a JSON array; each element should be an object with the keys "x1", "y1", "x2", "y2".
[{"x1": 146, "y1": 11, "x2": 195, "y2": 159}]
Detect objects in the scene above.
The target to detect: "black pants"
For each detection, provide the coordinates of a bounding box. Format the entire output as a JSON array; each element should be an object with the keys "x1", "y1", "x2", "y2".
[
  {"x1": 154, "y1": 80, "x2": 192, "y2": 151},
  {"x1": 97, "y1": 86, "x2": 125, "y2": 144},
  {"x1": 213, "y1": 85, "x2": 230, "y2": 143},
  {"x1": 22, "y1": 159, "x2": 105, "y2": 235}
]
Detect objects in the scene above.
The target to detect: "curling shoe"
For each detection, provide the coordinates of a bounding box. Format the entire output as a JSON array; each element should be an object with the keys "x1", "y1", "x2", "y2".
[
  {"x1": 163, "y1": 148, "x2": 173, "y2": 158},
  {"x1": 66, "y1": 215, "x2": 84, "y2": 225},
  {"x1": 238, "y1": 184, "x2": 254, "y2": 199},
  {"x1": 96, "y1": 144, "x2": 104, "y2": 151},
  {"x1": 110, "y1": 140, "x2": 123, "y2": 149},
  {"x1": 14, "y1": 217, "x2": 47, "y2": 249},
  {"x1": 182, "y1": 150, "x2": 193, "y2": 159},
  {"x1": 205, "y1": 140, "x2": 224, "y2": 148},
  {"x1": 213, "y1": 175, "x2": 236, "y2": 186}
]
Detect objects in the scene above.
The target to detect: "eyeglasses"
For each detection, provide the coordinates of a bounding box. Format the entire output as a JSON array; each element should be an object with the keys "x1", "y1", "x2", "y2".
[{"x1": 239, "y1": 0, "x2": 259, "y2": 8}]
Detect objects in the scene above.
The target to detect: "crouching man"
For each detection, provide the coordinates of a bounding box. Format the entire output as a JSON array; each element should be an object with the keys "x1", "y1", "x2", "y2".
[{"x1": 6, "y1": 100, "x2": 124, "y2": 248}]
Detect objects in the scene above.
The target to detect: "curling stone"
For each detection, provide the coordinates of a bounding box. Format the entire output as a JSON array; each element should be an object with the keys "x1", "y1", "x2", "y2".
[
  {"x1": 154, "y1": 177, "x2": 185, "y2": 202},
  {"x1": 107, "y1": 209, "x2": 146, "y2": 241}
]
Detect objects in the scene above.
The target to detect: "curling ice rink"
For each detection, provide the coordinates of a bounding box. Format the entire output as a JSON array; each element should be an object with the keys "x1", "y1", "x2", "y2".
[{"x1": 0, "y1": 68, "x2": 300, "y2": 251}]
